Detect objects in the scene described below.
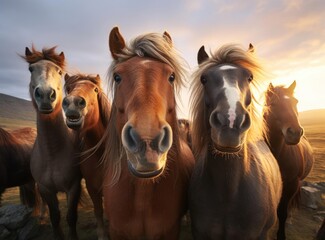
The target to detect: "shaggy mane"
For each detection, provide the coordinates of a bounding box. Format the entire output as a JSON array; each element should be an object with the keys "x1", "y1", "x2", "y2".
[
  {"x1": 190, "y1": 44, "x2": 268, "y2": 161},
  {"x1": 21, "y1": 46, "x2": 66, "y2": 69}
]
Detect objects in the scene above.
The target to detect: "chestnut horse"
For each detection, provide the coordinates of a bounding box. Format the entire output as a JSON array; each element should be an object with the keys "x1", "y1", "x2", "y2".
[
  {"x1": 97, "y1": 27, "x2": 194, "y2": 239},
  {"x1": 22, "y1": 46, "x2": 82, "y2": 239},
  {"x1": 263, "y1": 81, "x2": 314, "y2": 240},
  {"x1": 189, "y1": 44, "x2": 282, "y2": 239},
  {"x1": 63, "y1": 73, "x2": 111, "y2": 240},
  {"x1": 0, "y1": 127, "x2": 37, "y2": 207}
]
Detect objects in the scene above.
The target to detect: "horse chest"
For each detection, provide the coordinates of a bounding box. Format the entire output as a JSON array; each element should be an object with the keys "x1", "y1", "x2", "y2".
[
  {"x1": 31, "y1": 144, "x2": 79, "y2": 190},
  {"x1": 105, "y1": 174, "x2": 184, "y2": 239},
  {"x1": 190, "y1": 161, "x2": 269, "y2": 238}
]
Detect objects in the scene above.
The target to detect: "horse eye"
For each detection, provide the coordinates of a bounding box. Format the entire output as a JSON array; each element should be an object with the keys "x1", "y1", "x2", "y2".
[
  {"x1": 169, "y1": 73, "x2": 175, "y2": 82},
  {"x1": 113, "y1": 73, "x2": 122, "y2": 84},
  {"x1": 58, "y1": 69, "x2": 63, "y2": 75},
  {"x1": 28, "y1": 66, "x2": 33, "y2": 72},
  {"x1": 248, "y1": 75, "x2": 253, "y2": 82},
  {"x1": 200, "y1": 76, "x2": 207, "y2": 85},
  {"x1": 94, "y1": 87, "x2": 98, "y2": 93},
  {"x1": 65, "y1": 87, "x2": 70, "y2": 93}
]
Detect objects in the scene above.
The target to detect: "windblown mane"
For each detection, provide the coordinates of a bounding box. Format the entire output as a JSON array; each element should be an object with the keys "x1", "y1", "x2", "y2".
[
  {"x1": 190, "y1": 44, "x2": 268, "y2": 160},
  {"x1": 64, "y1": 74, "x2": 111, "y2": 127},
  {"x1": 21, "y1": 46, "x2": 66, "y2": 69},
  {"x1": 101, "y1": 32, "x2": 188, "y2": 185}
]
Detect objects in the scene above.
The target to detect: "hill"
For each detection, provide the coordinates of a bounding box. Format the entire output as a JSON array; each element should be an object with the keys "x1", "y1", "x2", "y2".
[
  {"x1": 299, "y1": 109, "x2": 325, "y2": 126},
  {"x1": 0, "y1": 93, "x2": 35, "y2": 129}
]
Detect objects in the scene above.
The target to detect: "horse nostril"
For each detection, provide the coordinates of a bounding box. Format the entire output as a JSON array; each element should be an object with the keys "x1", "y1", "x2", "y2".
[
  {"x1": 122, "y1": 125, "x2": 140, "y2": 153},
  {"x1": 49, "y1": 89, "x2": 56, "y2": 102},
  {"x1": 300, "y1": 128, "x2": 304, "y2": 137},
  {"x1": 287, "y1": 127, "x2": 294, "y2": 135},
  {"x1": 34, "y1": 87, "x2": 42, "y2": 100},
  {"x1": 62, "y1": 98, "x2": 69, "y2": 109},
  {"x1": 78, "y1": 97, "x2": 86, "y2": 108},
  {"x1": 157, "y1": 126, "x2": 172, "y2": 153},
  {"x1": 210, "y1": 111, "x2": 225, "y2": 128}
]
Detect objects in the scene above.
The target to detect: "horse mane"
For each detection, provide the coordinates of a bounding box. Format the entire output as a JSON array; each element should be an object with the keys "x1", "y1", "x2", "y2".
[
  {"x1": 107, "y1": 32, "x2": 188, "y2": 96},
  {"x1": 64, "y1": 74, "x2": 111, "y2": 128},
  {"x1": 21, "y1": 45, "x2": 66, "y2": 69},
  {"x1": 100, "y1": 32, "x2": 188, "y2": 185},
  {"x1": 190, "y1": 44, "x2": 268, "y2": 161}
]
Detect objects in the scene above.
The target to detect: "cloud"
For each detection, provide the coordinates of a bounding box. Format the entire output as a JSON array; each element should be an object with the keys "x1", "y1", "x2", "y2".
[{"x1": 0, "y1": 0, "x2": 324, "y2": 114}]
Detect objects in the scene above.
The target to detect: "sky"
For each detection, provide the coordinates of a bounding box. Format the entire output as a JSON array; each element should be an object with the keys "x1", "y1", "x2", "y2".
[{"x1": 0, "y1": 0, "x2": 324, "y2": 118}]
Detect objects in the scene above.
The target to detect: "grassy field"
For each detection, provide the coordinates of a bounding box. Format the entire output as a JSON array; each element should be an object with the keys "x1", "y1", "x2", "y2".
[{"x1": 1, "y1": 108, "x2": 324, "y2": 239}]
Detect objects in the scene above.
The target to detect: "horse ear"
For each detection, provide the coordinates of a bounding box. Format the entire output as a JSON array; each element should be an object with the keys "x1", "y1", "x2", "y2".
[
  {"x1": 197, "y1": 46, "x2": 209, "y2": 64},
  {"x1": 163, "y1": 31, "x2": 173, "y2": 45},
  {"x1": 268, "y1": 83, "x2": 274, "y2": 91},
  {"x1": 64, "y1": 73, "x2": 70, "y2": 81},
  {"x1": 288, "y1": 80, "x2": 296, "y2": 94},
  {"x1": 248, "y1": 43, "x2": 255, "y2": 53},
  {"x1": 59, "y1": 52, "x2": 65, "y2": 61},
  {"x1": 109, "y1": 26, "x2": 126, "y2": 60},
  {"x1": 25, "y1": 47, "x2": 32, "y2": 56}
]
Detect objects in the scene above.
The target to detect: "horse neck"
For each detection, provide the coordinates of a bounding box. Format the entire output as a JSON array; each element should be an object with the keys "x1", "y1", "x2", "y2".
[
  {"x1": 36, "y1": 106, "x2": 73, "y2": 150},
  {"x1": 264, "y1": 114, "x2": 285, "y2": 156},
  {"x1": 205, "y1": 146, "x2": 247, "y2": 196},
  {"x1": 80, "y1": 120, "x2": 105, "y2": 150}
]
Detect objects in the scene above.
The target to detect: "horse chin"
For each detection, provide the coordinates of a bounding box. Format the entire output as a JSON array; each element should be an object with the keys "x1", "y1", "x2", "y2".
[
  {"x1": 39, "y1": 108, "x2": 54, "y2": 114},
  {"x1": 284, "y1": 138, "x2": 300, "y2": 145},
  {"x1": 127, "y1": 160, "x2": 165, "y2": 178},
  {"x1": 66, "y1": 117, "x2": 84, "y2": 130},
  {"x1": 212, "y1": 142, "x2": 242, "y2": 154}
]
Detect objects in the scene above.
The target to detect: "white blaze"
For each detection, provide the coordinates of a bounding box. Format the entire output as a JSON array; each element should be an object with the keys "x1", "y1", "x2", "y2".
[{"x1": 223, "y1": 77, "x2": 240, "y2": 129}]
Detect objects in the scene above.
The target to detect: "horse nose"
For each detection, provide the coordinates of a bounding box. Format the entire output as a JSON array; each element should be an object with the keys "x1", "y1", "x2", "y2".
[
  {"x1": 287, "y1": 127, "x2": 303, "y2": 138},
  {"x1": 62, "y1": 96, "x2": 86, "y2": 110},
  {"x1": 210, "y1": 110, "x2": 251, "y2": 131},
  {"x1": 34, "y1": 87, "x2": 56, "y2": 102},
  {"x1": 122, "y1": 124, "x2": 172, "y2": 154},
  {"x1": 74, "y1": 96, "x2": 86, "y2": 109}
]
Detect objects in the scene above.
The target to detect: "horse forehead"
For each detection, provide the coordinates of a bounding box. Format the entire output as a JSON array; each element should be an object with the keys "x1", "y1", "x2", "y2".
[{"x1": 118, "y1": 57, "x2": 172, "y2": 74}]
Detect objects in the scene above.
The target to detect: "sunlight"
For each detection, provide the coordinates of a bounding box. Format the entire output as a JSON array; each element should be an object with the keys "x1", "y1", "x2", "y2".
[{"x1": 271, "y1": 65, "x2": 325, "y2": 112}]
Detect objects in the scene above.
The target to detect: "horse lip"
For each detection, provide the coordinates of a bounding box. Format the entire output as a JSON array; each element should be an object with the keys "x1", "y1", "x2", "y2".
[
  {"x1": 39, "y1": 108, "x2": 53, "y2": 114},
  {"x1": 66, "y1": 116, "x2": 83, "y2": 129},
  {"x1": 127, "y1": 160, "x2": 164, "y2": 179}
]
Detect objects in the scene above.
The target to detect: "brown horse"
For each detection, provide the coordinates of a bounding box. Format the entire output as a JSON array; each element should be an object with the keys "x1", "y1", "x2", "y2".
[
  {"x1": 63, "y1": 73, "x2": 111, "y2": 240},
  {"x1": 263, "y1": 81, "x2": 314, "y2": 240},
  {"x1": 178, "y1": 119, "x2": 192, "y2": 150},
  {"x1": 96, "y1": 27, "x2": 194, "y2": 239},
  {"x1": 189, "y1": 44, "x2": 282, "y2": 239},
  {"x1": 22, "y1": 46, "x2": 82, "y2": 239},
  {"x1": 0, "y1": 127, "x2": 37, "y2": 207}
]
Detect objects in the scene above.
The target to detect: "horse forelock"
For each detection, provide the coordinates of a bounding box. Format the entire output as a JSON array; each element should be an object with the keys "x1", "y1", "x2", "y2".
[
  {"x1": 22, "y1": 46, "x2": 66, "y2": 69},
  {"x1": 190, "y1": 44, "x2": 267, "y2": 161},
  {"x1": 107, "y1": 32, "x2": 188, "y2": 98},
  {"x1": 64, "y1": 74, "x2": 101, "y2": 91}
]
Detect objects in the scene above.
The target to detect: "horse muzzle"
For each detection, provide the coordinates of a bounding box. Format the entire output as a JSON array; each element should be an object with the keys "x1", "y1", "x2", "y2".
[{"x1": 122, "y1": 123, "x2": 172, "y2": 178}]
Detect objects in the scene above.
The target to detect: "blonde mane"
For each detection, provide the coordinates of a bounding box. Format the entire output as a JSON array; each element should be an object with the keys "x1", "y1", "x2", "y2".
[
  {"x1": 190, "y1": 44, "x2": 268, "y2": 161},
  {"x1": 101, "y1": 32, "x2": 188, "y2": 185}
]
